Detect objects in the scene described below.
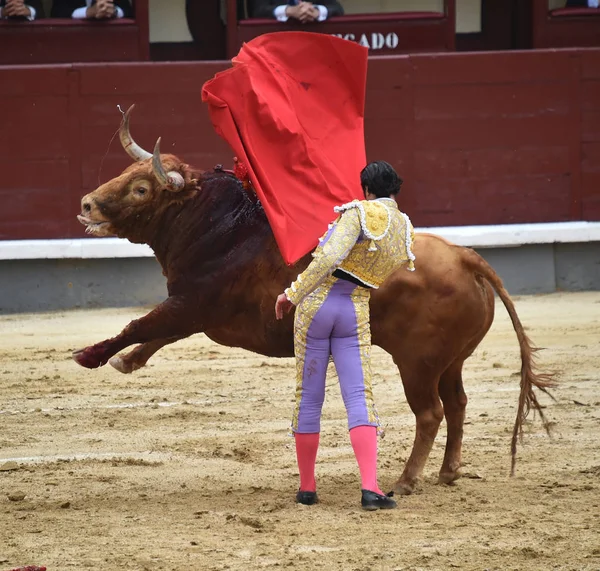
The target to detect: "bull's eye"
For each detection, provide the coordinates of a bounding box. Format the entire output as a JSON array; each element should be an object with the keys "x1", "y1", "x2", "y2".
[{"x1": 135, "y1": 187, "x2": 146, "y2": 195}]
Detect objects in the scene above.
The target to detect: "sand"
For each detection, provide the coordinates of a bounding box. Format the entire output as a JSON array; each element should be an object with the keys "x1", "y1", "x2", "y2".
[{"x1": 1, "y1": 292, "x2": 599, "y2": 571}]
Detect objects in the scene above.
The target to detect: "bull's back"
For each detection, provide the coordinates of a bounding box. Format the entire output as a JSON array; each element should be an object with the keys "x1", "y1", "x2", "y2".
[{"x1": 371, "y1": 233, "x2": 495, "y2": 365}]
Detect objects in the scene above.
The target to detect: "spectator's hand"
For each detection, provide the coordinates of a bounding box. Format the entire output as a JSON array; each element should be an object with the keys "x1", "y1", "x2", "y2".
[
  {"x1": 300, "y1": 4, "x2": 320, "y2": 22},
  {"x1": 3, "y1": 0, "x2": 30, "y2": 18},
  {"x1": 3, "y1": 0, "x2": 21, "y2": 9},
  {"x1": 2, "y1": 0, "x2": 23, "y2": 17},
  {"x1": 97, "y1": 0, "x2": 116, "y2": 18},
  {"x1": 286, "y1": 1, "x2": 319, "y2": 23},
  {"x1": 88, "y1": 0, "x2": 116, "y2": 19}
]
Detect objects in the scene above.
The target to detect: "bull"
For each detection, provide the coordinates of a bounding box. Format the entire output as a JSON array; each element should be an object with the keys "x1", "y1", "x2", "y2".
[{"x1": 74, "y1": 106, "x2": 554, "y2": 495}]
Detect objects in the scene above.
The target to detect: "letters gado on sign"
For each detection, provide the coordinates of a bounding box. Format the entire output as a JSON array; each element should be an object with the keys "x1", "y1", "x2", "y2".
[{"x1": 331, "y1": 32, "x2": 400, "y2": 51}]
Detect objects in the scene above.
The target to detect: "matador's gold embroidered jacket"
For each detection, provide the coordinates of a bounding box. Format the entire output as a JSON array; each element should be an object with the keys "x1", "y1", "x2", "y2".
[{"x1": 284, "y1": 198, "x2": 415, "y2": 305}]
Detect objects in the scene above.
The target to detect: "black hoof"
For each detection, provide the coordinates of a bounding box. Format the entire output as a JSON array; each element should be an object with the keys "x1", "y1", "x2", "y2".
[
  {"x1": 361, "y1": 489, "x2": 397, "y2": 511},
  {"x1": 296, "y1": 490, "x2": 318, "y2": 505}
]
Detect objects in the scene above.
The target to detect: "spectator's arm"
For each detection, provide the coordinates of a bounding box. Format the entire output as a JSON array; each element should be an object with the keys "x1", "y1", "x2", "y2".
[
  {"x1": 0, "y1": 3, "x2": 38, "y2": 19},
  {"x1": 251, "y1": 1, "x2": 282, "y2": 18},
  {"x1": 71, "y1": 6, "x2": 88, "y2": 18},
  {"x1": 71, "y1": 4, "x2": 123, "y2": 18},
  {"x1": 314, "y1": 5, "x2": 328, "y2": 21},
  {"x1": 27, "y1": 0, "x2": 44, "y2": 18},
  {"x1": 273, "y1": 5, "x2": 288, "y2": 21},
  {"x1": 323, "y1": 1, "x2": 344, "y2": 17},
  {"x1": 114, "y1": 0, "x2": 132, "y2": 17}
]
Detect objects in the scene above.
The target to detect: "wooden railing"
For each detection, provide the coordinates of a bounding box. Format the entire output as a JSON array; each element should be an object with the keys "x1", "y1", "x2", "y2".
[
  {"x1": 532, "y1": 0, "x2": 600, "y2": 48},
  {"x1": 226, "y1": 0, "x2": 456, "y2": 59},
  {"x1": 0, "y1": 1, "x2": 149, "y2": 65}
]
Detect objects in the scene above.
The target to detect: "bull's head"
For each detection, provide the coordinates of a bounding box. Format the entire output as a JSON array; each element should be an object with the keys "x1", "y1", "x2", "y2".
[{"x1": 77, "y1": 105, "x2": 197, "y2": 241}]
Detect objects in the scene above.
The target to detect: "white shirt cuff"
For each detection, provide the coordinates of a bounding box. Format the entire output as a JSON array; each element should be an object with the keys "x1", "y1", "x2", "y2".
[
  {"x1": 316, "y1": 5, "x2": 328, "y2": 21},
  {"x1": 71, "y1": 6, "x2": 124, "y2": 19},
  {"x1": 589, "y1": 0, "x2": 599, "y2": 8},
  {"x1": 274, "y1": 4, "x2": 328, "y2": 21},
  {"x1": 274, "y1": 5, "x2": 288, "y2": 21},
  {"x1": 71, "y1": 7, "x2": 88, "y2": 18}
]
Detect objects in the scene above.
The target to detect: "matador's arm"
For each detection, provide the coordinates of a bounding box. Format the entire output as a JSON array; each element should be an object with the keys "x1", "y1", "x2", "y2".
[{"x1": 284, "y1": 208, "x2": 362, "y2": 305}]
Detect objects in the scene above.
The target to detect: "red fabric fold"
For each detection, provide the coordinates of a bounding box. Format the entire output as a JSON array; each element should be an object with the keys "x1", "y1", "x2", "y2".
[{"x1": 202, "y1": 31, "x2": 368, "y2": 265}]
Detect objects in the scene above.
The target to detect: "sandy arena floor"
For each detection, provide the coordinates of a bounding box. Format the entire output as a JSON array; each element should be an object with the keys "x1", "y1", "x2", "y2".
[{"x1": 1, "y1": 292, "x2": 599, "y2": 571}]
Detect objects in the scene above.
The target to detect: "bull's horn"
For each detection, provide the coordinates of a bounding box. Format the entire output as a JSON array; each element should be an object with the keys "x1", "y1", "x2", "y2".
[
  {"x1": 152, "y1": 137, "x2": 185, "y2": 192},
  {"x1": 119, "y1": 104, "x2": 152, "y2": 161}
]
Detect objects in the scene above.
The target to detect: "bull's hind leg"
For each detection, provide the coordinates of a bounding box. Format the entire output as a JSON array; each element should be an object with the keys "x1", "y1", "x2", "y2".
[
  {"x1": 393, "y1": 362, "x2": 444, "y2": 495},
  {"x1": 438, "y1": 360, "x2": 468, "y2": 485},
  {"x1": 109, "y1": 337, "x2": 185, "y2": 374}
]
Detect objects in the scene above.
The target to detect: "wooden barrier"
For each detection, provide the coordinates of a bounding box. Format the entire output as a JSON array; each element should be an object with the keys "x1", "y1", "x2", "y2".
[
  {"x1": 532, "y1": 0, "x2": 600, "y2": 48},
  {"x1": 0, "y1": 1, "x2": 149, "y2": 65},
  {"x1": 226, "y1": 0, "x2": 456, "y2": 58},
  {"x1": 0, "y1": 48, "x2": 599, "y2": 241}
]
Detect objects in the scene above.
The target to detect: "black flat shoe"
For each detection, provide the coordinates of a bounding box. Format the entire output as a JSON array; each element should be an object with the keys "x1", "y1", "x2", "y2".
[
  {"x1": 361, "y1": 489, "x2": 397, "y2": 511},
  {"x1": 296, "y1": 490, "x2": 319, "y2": 505}
]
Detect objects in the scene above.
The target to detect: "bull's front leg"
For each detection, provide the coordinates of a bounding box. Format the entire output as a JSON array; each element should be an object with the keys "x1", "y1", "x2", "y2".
[
  {"x1": 108, "y1": 337, "x2": 185, "y2": 374},
  {"x1": 73, "y1": 295, "x2": 208, "y2": 369}
]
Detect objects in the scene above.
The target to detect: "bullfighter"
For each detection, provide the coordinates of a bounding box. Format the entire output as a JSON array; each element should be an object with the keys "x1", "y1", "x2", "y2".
[{"x1": 275, "y1": 160, "x2": 415, "y2": 510}]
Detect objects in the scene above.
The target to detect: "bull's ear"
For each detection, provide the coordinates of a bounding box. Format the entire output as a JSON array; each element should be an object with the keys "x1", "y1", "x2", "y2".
[
  {"x1": 181, "y1": 162, "x2": 198, "y2": 187},
  {"x1": 152, "y1": 138, "x2": 185, "y2": 192}
]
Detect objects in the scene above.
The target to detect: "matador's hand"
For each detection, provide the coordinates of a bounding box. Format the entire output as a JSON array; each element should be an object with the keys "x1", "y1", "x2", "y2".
[{"x1": 275, "y1": 293, "x2": 294, "y2": 320}]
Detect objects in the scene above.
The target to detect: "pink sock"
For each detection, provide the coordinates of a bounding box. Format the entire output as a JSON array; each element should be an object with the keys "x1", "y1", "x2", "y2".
[
  {"x1": 349, "y1": 425, "x2": 383, "y2": 495},
  {"x1": 294, "y1": 432, "x2": 320, "y2": 492}
]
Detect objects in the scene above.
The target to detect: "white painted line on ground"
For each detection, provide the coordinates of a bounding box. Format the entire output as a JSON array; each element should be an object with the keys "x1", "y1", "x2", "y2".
[
  {"x1": 0, "y1": 398, "x2": 226, "y2": 416},
  {"x1": 0, "y1": 451, "x2": 173, "y2": 463}
]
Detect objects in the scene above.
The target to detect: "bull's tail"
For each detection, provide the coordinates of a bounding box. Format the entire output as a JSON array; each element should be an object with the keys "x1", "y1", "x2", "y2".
[{"x1": 461, "y1": 247, "x2": 557, "y2": 476}]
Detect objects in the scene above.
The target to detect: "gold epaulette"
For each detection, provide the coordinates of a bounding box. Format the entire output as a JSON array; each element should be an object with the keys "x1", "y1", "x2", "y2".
[{"x1": 334, "y1": 199, "x2": 392, "y2": 251}]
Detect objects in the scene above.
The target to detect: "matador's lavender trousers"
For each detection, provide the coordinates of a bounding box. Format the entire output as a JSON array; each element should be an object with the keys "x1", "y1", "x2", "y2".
[{"x1": 291, "y1": 275, "x2": 380, "y2": 434}]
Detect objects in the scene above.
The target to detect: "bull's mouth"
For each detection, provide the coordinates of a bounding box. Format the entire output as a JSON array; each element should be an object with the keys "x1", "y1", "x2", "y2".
[{"x1": 77, "y1": 215, "x2": 112, "y2": 236}]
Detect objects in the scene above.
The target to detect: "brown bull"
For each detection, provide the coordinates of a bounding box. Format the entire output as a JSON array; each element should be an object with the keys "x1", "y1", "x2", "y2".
[{"x1": 75, "y1": 106, "x2": 554, "y2": 495}]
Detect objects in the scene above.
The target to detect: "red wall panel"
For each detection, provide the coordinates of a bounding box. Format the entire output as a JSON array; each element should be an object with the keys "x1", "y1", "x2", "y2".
[
  {"x1": 581, "y1": 66, "x2": 600, "y2": 219},
  {"x1": 0, "y1": 49, "x2": 599, "y2": 241},
  {"x1": 411, "y1": 175, "x2": 573, "y2": 227},
  {"x1": 414, "y1": 147, "x2": 571, "y2": 181},
  {"x1": 0, "y1": 160, "x2": 71, "y2": 239},
  {"x1": 408, "y1": 51, "x2": 578, "y2": 85}
]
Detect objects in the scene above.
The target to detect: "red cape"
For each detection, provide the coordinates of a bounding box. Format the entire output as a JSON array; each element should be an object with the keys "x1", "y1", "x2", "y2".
[{"x1": 201, "y1": 32, "x2": 368, "y2": 265}]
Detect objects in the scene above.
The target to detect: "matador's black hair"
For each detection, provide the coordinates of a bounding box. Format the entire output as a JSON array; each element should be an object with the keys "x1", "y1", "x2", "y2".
[{"x1": 360, "y1": 161, "x2": 403, "y2": 198}]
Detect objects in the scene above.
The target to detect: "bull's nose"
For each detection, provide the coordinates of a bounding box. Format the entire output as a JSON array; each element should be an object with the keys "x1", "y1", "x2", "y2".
[{"x1": 82, "y1": 201, "x2": 91, "y2": 213}]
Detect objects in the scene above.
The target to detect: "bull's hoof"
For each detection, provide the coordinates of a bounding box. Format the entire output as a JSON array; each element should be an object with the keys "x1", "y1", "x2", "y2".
[
  {"x1": 72, "y1": 348, "x2": 105, "y2": 369},
  {"x1": 438, "y1": 470, "x2": 461, "y2": 486},
  {"x1": 109, "y1": 355, "x2": 139, "y2": 374},
  {"x1": 391, "y1": 481, "x2": 415, "y2": 496}
]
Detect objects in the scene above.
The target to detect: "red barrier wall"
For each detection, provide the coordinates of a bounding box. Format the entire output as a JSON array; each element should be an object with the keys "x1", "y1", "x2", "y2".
[{"x1": 1, "y1": 48, "x2": 599, "y2": 241}]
